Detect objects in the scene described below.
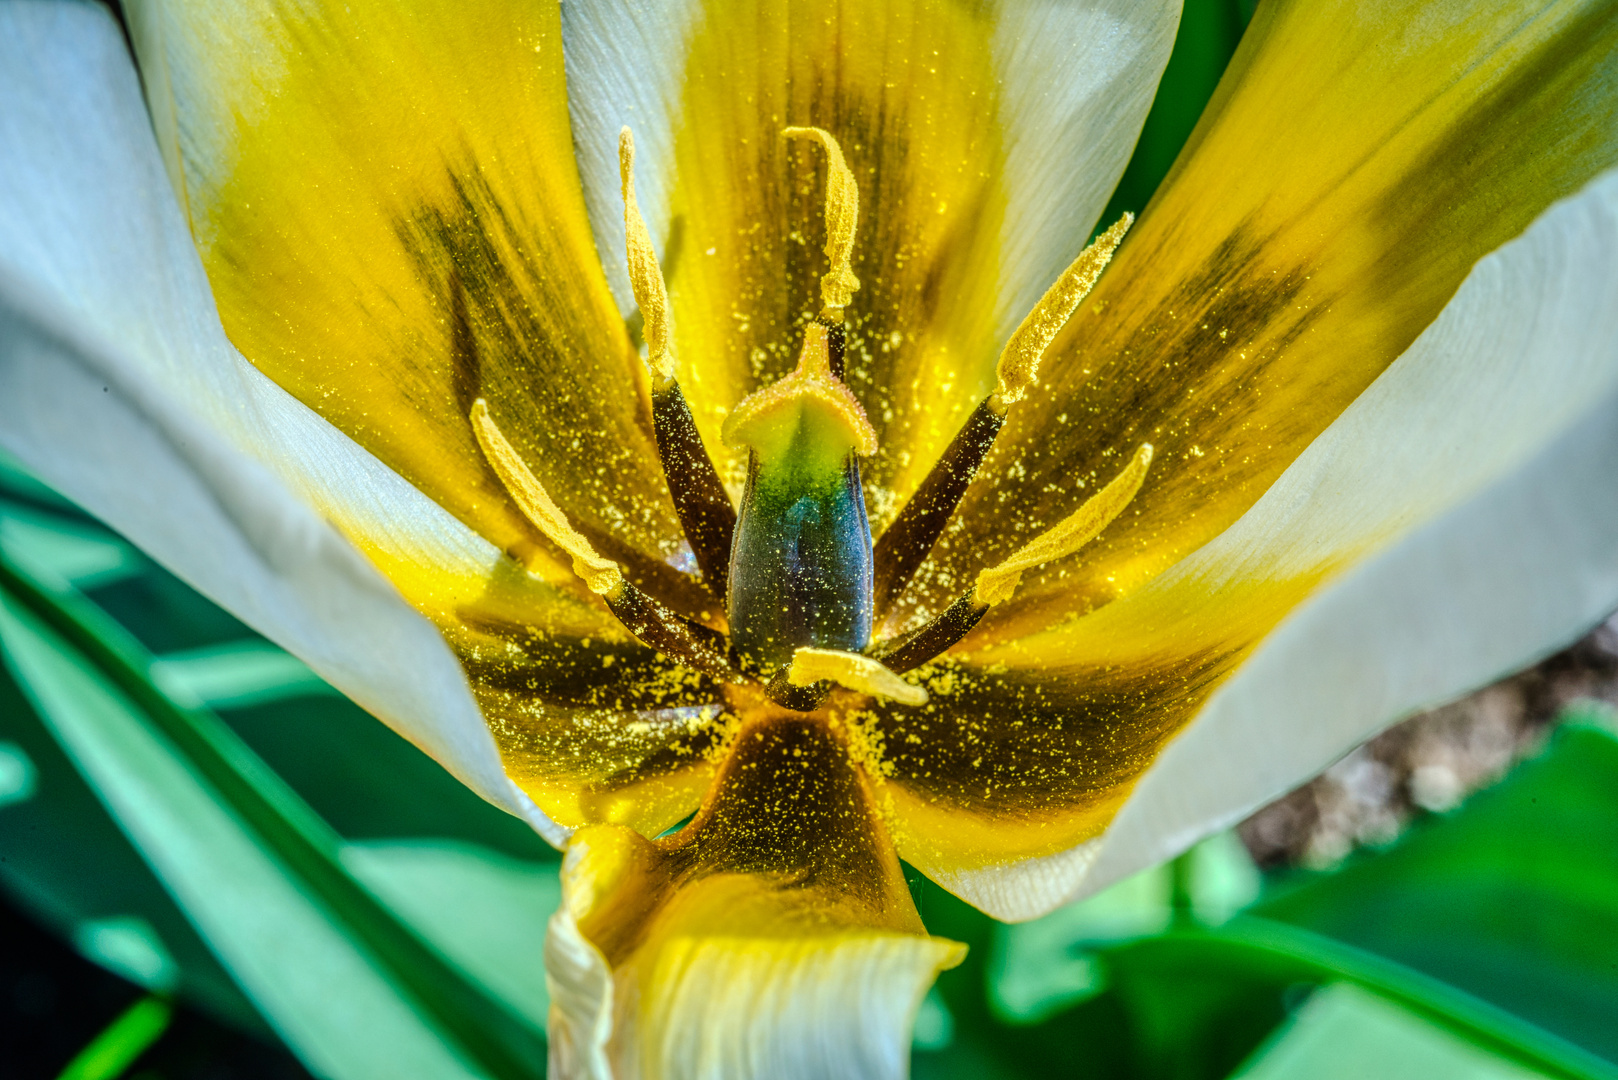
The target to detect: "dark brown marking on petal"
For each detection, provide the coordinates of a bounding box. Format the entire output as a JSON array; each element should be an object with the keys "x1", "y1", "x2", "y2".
[
  {"x1": 585, "y1": 715, "x2": 913, "y2": 965},
  {"x1": 397, "y1": 166, "x2": 714, "y2": 615},
  {"x1": 873, "y1": 646, "x2": 1236, "y2": 818},
  {"x1": 904, "y1": 222, "x2": 1324, "y2": 637}
]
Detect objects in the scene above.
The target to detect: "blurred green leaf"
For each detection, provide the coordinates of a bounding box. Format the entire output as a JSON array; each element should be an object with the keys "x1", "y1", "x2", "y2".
[
  {"x1": 1231, "y1": 982, "x2": 1552, "y2": 1080},
  {"x1": 1256, "y1": 712, "x2": 1618, "y2": 1063},
  {"x1": 0, "y1": 550, "x2": 548, "y2": 1079},
  {"x1": 55, "y1": 994, "x2": 173, "y2": 1080}
]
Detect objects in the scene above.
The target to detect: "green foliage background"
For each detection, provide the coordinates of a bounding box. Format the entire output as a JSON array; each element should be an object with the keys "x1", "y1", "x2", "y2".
[{"x1": 3, "y1": 2, "x2": 1617, "y2": 1077}]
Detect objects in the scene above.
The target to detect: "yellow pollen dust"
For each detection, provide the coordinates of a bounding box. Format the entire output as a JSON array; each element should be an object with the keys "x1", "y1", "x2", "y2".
[
  {"x1": 619, "y1": 127, "x2": 675, "y2": 386},
  {"x1": 994, "y1": 213, "x2": 1133, "y2": 409},
  {"x1": 783, "y1": 126, "x2": 860, "y2": 322},
  {"x1": 722, "y1": 323, "x2": 878, "y2": 457},
  {"x1": 469, "y1": 398, "x2": 623, "y2": 595},
  {"x1": 976, "y1": 442, "x2": 1153, "y2": 607},
  {"x1": 788, "y1": 647, "x2": 928, "y2": 707}
]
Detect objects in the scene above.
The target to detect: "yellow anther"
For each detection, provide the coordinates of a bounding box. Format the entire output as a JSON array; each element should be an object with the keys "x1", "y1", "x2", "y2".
[
  {"x1": 788, "y1": 647, "x2": 928, "y2": 707},
  {"x1": 619, "y1": 127, "x2": 675, "y2": 385},
  {"x1": 975, "y1": 443, "x2": 1153, "y2": 607},
  {"x1": 470, "y1": 399, "x2": 623, "y2": 595},
  {"x1": 723, "y1": 323, "x2": 878, "y2": 459},
  {"x1": 993, "y1": 213, "x2": 1133, "y2": 409},
  {"x1": 783, "y1": 126, "x2": 860, "y2": 321}
]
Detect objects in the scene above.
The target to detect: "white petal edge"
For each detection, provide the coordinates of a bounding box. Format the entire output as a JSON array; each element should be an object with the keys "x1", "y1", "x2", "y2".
[
  {"x1": 562, "y1": 0, "x2": 1181, "y2": 331},
  {"x1": 936, "y1": 166, "x2": 1618, "y2": 921},
  {"x1": 545, "y1": 916, "x2": 962, "y2": 1080},
  {"x1": 0, "y1": 1, "x2": 566, "y2": 845},
  {"x1": 988, "y1": 0, "x2": 1179, "y2": 341}
]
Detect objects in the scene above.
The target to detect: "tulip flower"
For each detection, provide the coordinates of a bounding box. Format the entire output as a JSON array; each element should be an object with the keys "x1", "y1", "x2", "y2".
[{"x1": 1, "y1": 0, "x2": 1616, "y2": 1077}]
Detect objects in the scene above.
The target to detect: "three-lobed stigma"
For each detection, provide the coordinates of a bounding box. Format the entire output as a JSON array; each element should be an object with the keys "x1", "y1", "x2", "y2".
[{"x1": 470, "y1": 126, "x2": 1147, "y2": 713}]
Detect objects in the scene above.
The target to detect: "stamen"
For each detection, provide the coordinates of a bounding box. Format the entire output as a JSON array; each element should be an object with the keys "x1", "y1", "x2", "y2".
[
  {"x1": 619, "y1": 127, "x2": 674, "y2": 386},
  {"x1": 620, "y1": 127, "x2": 737, "y2": 598},
  {"x1": 870, "y1": 213, "x2": 1134, "y2": 615},
  {"x1": 471, "y1": 398, "x2": 621, "y2": 596},
  {"x1": 783, "y1": 126, "x2": 861, "y2": 322},
  {"x1": 471, "y1": 399, "x2": 744, "y2": 683},
  {"x1": 976, "y1": 442, "x2": 1153, "y2": 605},
  {"x1": 875, "y1": 443, "x2": 1153, "y2": 674},
  {"x1": 788, "y1": 647, "x2": 928, "y2": 707},
  {"x1": 993, "y1": 213, "x2": 1132, "y2": 409}
]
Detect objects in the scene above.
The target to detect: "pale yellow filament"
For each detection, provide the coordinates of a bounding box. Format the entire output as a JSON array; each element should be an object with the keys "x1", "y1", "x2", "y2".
[
  {"x1": 788, "y1": 647, "x2": 928, "y2": 706},
  {"x1": 619, "y1": 127, "x2": 675, "y2": 385},
  {"x1": 783, "y1": 126, "x2": 861, "y2": 321},
  {"x1": 993, "y1": 213, "x2": 1133, "y2": 408},
  {"x1": 470, "y1": 399, "x2": 622, "y2": 595},
  {"x1": 975, "y1": 443, "x2": 1153, "y2": 607}
]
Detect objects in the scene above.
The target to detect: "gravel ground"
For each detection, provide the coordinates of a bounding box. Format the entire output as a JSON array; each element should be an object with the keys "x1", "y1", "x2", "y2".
[{"x1": 1240, "y1": 611, "x2": 1618, "y2": 869}]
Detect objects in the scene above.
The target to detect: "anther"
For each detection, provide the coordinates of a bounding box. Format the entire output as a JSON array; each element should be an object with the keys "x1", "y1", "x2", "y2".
[
  {"x1": 619, "y1": 127, "x2": 675, "y2": 387},
  {"x1": 783, "y1": 126, "x2": 861, "y2": 323},
  {"x1": 992, "y1": 213, "x2": 1132, "y2": 411},
  {"x1": 472, "y1": 398, "x2": 621, "y2": 595},
  {"x1": 876, "y1": 443, "x2": 1153, "y2": 674},
  {"x1": 787, "y1": 647, "x2": 927, "y2": 707},
  {"x1": 620, "y1": 127, "x2": 737, "y2": 599},
  {"x1": 471, "y1": 399, "x2": 742, "y2": 683},
  {"x1": 871, "y1": 213, "x2": 1133, "y2": 615}
]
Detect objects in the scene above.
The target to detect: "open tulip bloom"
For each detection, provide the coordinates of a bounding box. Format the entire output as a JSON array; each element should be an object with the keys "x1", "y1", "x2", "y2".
[{"x1": 2, "y1": 0, "x2": 1617, "y2": 1075}]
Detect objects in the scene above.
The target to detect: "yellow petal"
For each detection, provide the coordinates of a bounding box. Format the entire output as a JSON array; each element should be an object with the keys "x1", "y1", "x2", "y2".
[
  {"x1": 547, "y1": 713, "x2": 963, "y2": 1079},
  {"x1": 905, "y1": 0, "x2": 1618, "y2": 636},
  {"x1": 126, "y1": 0, "x2": 697, "y2": 606},
  {"x1": 651, "y1": 0, "x2": 1178, "y2": 528},
  {"x1": 886, "y1": 167, "x2": 1618, "y2": 912},
  {"x1": 126, "y1": 0, "x2": 739, "y2": 834}
]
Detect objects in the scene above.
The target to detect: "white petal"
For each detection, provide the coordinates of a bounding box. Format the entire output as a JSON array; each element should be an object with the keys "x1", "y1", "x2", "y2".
[
  {"x1": 562, "y1": 0, "x2": 1180, "y2": 330},
  {"x1": 950, "y1": 166, "x2": 1618, "y2": 920},
  {"x1": 988, "y1": 0, "x2": 1179, "y2": 340},
  {"x1": 0, "y1": 1, "x2": 564, "y2": 844}
]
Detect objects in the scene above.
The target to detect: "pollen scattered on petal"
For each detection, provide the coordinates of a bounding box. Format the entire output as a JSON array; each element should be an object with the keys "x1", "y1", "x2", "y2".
[
  {"x1": 788, "y1": 647, "x2": 928, "y2": 707},
  {"x1": 975, "y1": 442, "x2": 1153, "y2": 607},
  {"x1": 994, "y1": 212, "x2": 1133, "y2": 408},
  {"x1": 619, "y1": 127, "x2": 675, "y2": 384},
  {"x1": 783, "y1": 126, "x2": 860, "y2": 321},
  {"x1": 470, "y1": 398, "x2": 623, "y2": 595}
]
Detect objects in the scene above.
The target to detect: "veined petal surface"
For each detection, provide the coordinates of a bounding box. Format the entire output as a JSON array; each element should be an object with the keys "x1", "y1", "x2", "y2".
[
  {"x1": 547, "y1": 714, "x2": 963, "y2": 1080},
  {"x1": 564, "y1": 0, "x2": 1176, "y2": 522},
  {"x1": 0, "y1": 1, "x2": 562, "y2": 841},
  {"x1": 911, "y1": 167, "x2": 1618, "y2": 917}
]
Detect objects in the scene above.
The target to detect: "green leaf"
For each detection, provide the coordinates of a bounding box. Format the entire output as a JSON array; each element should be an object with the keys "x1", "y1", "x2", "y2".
[
  {"x1": 0, "y1": 550, "x2": 548, "y2": 1079},
  {"x1": 1255, "y1": 714, "x2": 1618, "y2": 1063},
  {"x1": 55, "y1": 994, "x2": 173, "y2": 1080},
  {"x1": 1231, "y1": 983, "x2": 1552, "y2": 1080}
]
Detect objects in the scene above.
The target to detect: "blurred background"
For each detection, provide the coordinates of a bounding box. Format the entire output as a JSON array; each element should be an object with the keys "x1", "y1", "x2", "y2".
[{"x1": 5, "y1": 1, "x2": 1617, "y2": 1077}]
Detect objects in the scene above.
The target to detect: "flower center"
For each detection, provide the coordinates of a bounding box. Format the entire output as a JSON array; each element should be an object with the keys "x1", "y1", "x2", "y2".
[{"x1": 467, "y1": 125, "x2": 1153, "y2": 713}]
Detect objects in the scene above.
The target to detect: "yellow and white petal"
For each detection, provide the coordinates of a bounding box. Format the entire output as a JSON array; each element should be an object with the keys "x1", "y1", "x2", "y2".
[
  {"x1": 0, "y1": 2, "x2": 571, "y2": 841},
  {"x1": 563, "y1": 0, "x2": 1178, "y2": 519},
  {"x1": 548, "y1": 716, "x2": 964, "y2": 1080},
  {"x1": 125, "y1": 0, "x2": 702, "y2": 611},
  {"x1": 911, "y1": 0, "x2": 1618, "y2": 633},
  {"x1": 908, "y1": 167, "x2": 1618, "y2": 918}
]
